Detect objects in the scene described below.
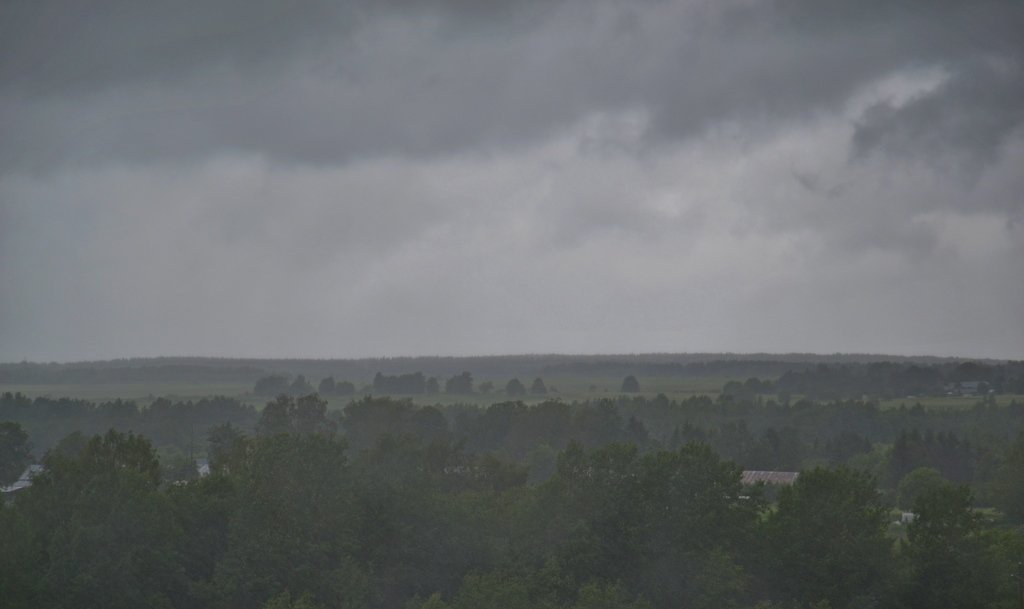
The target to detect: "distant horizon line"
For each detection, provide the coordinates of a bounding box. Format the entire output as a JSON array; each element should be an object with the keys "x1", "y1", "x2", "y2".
[{"x1": 1, "y1": 350, "x2": 1017, "y2": 366}]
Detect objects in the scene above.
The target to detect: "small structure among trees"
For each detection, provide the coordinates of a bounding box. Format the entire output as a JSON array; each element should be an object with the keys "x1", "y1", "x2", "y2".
[{"x1": 740, "y1": 470, "x2": 799, "y2": 486}]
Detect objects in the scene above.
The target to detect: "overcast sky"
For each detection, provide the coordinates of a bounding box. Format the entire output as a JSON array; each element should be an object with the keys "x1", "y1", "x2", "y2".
[{"x1": 1, "y1": 0, "x2": 1022, "y2": 362}]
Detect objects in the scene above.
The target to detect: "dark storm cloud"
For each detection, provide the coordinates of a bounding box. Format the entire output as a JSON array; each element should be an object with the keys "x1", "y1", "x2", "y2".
[
  {"x1": 1, "y1": 0, "x2": 1023, "y2": 361},
  {"x1": 0, "y1": 1, "x2": 351, "y2": 95},
  {"x1": 650, "y1": 1, "x2": 1024, "y2": 158},
  {"x1": 3, "y1": 0, "x2": 1022, "y2": 174},
  {"x1": 0, "y1": 0, "x2": 565, "y2": 97},
  {"x1": 853, "y1": 59, "x2": 1024, "y2": 177}
]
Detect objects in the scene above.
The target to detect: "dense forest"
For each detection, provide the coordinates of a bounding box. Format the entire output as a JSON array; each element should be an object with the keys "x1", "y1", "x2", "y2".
[{"x1": 3, "y1": 370, "x2": 1024, "y2": 608}]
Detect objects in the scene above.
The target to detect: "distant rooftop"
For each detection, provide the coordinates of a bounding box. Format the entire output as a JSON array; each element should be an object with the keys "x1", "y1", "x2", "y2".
[
  {"x1": 1, "y1": 464, "x2": 44, "y2": 494},
  {"x1": 741, "y1": 470, "x2": 799, "y2": 485}
]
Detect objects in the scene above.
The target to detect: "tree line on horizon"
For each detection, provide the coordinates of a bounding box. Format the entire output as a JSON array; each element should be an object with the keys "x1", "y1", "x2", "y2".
[
  {"x1": 243, "y1": 359, "x2": 1024, "y2": 402},
  {"x1": 7, "y1": 357, "x2": 1021, "y2": 398},
  {"x1": 252, "y1": 371, "x2": 637, "y2": 399}
]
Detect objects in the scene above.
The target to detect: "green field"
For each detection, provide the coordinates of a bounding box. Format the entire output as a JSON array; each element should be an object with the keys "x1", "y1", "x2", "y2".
[
  {"x1": 3, "y1": 377, "x2": 1019, "y2": 413},
  {"x1": 0, "y1": 375, "x2": 732, "y2": 410},
  {"x1": 876, "y1": 395, "x2": 1022, "y2": 410},
  {"x1": 0, "y1": 381, "x2": 258, "y2": 408}
]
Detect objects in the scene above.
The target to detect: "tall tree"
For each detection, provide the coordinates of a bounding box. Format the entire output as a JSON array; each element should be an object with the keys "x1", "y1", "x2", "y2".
[
  {"x1": 897, "y1": 467, "x2": 946, "y2": 510},
  {"x1": 214, "y1": 434, "x2": 360, "y2": 609},
  {"x1": 208, "y1": 423, "x2": 249, "y2": 473},
  {"x1": 506, "y1": 378, "x2": 526, "y2": 397},
  {"x1": 445, "y1": 372, "x2": 474, "y2": 395},
  {"x1": 318, "y1": 376, "x2": 336, "y2": 395},
  {"x1": 292, "y1": 394, "x2": 336, "y2": 436},
  {"x1": 289, "y1": 375, "x2": 314, "y2": 396},
  {"x1": 902, "y1": 483, "x2": 1002, "y2": 609},
  {"x1": 992, "y1": 432, "x2": 1024, "y2": 523},
  {"x1": 254, "y1": 375, "x2": 290, "y2": 396},
  {"x1": 0, "y1": 421, "x2": 32, "y2": 486},
  {"x1": 765, "y1": 467, "x2": 892, "y2": 608},
  {"x1": 19, "y1": 431, "x2": 184, "y2": 608},
  {"x1": 256, "y1": 395, "x2": 294, "y2": 437}
]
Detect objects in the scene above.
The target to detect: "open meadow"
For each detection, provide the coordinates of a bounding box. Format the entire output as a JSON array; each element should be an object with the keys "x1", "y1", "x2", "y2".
[
  {"x1": 3, "y1": 374, "x2": 1020, "y2": 414},
  {"x1": 0, "y1": 374, "x2": 732, "y2": 410}
]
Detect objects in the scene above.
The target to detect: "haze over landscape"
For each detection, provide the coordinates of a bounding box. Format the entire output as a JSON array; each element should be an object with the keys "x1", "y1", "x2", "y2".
[
  {"x1": 2, "y1": 0, "x2": 1022, "y2": 362},
  {"x1": 5, "y1": 6, "x2": 1024, "y2": 609}
]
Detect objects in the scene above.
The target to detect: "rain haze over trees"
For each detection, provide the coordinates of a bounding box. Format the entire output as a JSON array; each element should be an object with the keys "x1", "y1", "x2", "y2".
[{"x1": 3, "y1": 355, "x2": 1024, "y2": 608}]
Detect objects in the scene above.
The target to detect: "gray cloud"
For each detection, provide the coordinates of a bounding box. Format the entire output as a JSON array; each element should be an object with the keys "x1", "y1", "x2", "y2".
[
  {"x1": 853, "y1": 59, "x2": 1024, "y2": 176},
  {"x1": 0, "y1": 1, "x2": 351, "y2": 95},
  {"x1": 5, "y1": 1, "x2": 1021, "y2": 172},
  {"x1": 1, "y1": 0, "x2": 1022, "y2": 361}
]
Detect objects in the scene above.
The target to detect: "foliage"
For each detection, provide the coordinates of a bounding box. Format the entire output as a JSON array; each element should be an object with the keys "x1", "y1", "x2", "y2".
[
  {"x1": 10, "y1": 430, "x2": 184, "y2": 608},
  {"x1": 445, "y1": 372, "x2": 474, "y2": 395},
  {"x1": 991, "y1": 432, "x2": 1024, "y2": 523},
  {"x1": 765, "y1": 467, "x2": 892, "y2": 608},
  {"x1": 896, "y1": 467, "x2": 946, "y2": 510},
  {"x1": 572, "y1": 581, "x2": 650, "y2": 609},
  {"x1": 2, "y1": 376, "x2": 1024, "y2": 609},
  {"x1": 254, "y1": 375, "x2": 290, "y2": 396},
  {"x1": 214, "y1": 434, "x2": 359, "y2": 609},
  {"x1": 256, "y1": 394, "x2": 336, "y2": 437},
  {"x1": 0, "y1": 420, "x2": 32, "y2": 485},
  {"x1": 207, "y1": 422, "x2": 249, "y2": 473},
  {"x1": 290, "y1": 375, "x2": 314, "y2": 396},
  {"x1": 263, "y1": 591, "x2": 326, "y2": 609},
  {"x1": 506, "y1": 378, "x2": 526, "y2": 397},
  {"x1": 0, "y1": 392, "x2": 257, "y2": 458},
  {"x1": 900, "y1": 483, "x2": 1003, "y2": 609}
]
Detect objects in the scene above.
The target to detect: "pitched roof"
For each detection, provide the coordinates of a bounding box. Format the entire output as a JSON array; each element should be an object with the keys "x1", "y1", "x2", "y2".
[
  {"x1": 741, "y1": 470, "x2": 799, "y2": 485},
  {"x1": 1, "y1": 464, "x2": 44, "y2": 494}
]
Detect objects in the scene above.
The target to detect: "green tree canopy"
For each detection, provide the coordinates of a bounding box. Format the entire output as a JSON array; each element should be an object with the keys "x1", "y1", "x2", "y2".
[
  {"x1": 506, "y1": 378, "x2": 526, "y2": 397},
  {"x1": 992, "y1": 432, "x2": 1024, "y2": 523},
  {"x1": 16, "y1": 430, "x2": 182, "y2": 608},
  {"x1": 901, "y1": 483, "x2": 1002, "y2": 609},
  {"x1": 446, "y1": 372, "x2": 474, "y2": 395},
  {"x1": 318, "y1": 376, "x2": 336, "y2": 395},
  {"x1": 256, "y1": 395, "x2": 335, "y2": 437},
  {"x1": 897, "y1": 466, "x2": 946, "y2": 510},
  {"x1": 254, "y1": 375, "x2": 290, "y2": 396},
  {"x1": 215, "y1": 434, "x2": 360, "y2": 609},
  {"x1": 765, "y1": 467, "x2": 892, "y2": 608},
  {"x1": 0, "y1": 421, "x2": 32, "y2": 486}
]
